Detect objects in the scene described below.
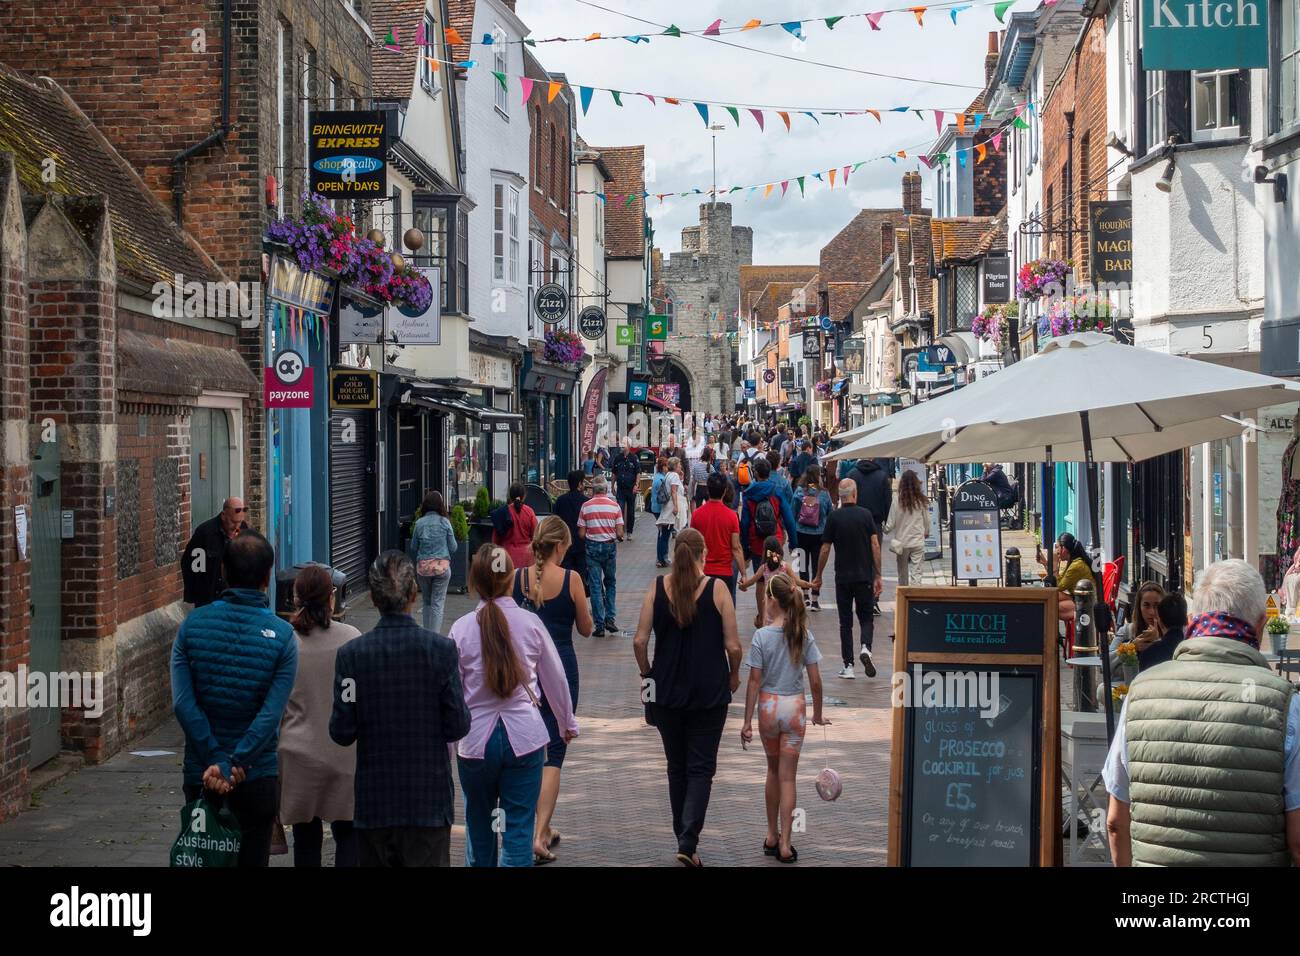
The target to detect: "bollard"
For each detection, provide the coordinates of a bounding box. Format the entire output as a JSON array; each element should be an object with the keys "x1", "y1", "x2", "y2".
[
  {"x1": 1071, "y1": 579, "x2": 1099, "y2": 713},
  {"x1": 1005, "y1": 547, "x2": 1021, "y2": 587}
]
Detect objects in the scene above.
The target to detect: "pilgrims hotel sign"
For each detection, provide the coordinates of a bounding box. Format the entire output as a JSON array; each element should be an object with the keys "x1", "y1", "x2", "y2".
[{"x1": 1141, "y1": 0, "x2": 1267, "y2": 70}]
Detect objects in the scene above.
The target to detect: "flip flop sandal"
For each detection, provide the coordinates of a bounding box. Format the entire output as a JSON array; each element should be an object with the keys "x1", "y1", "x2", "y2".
[
  {"x1": 763, "y1": 839, "x2": 779, "y2": 857},
  {"x1": 777, "y1": 846, "x2": 798, "y2": 864},
  {"x1": 534, "y1": 850, "x2": 557, "y2": 865},
  {"x1": 675, "y1": 852, "x2": 703, "y2": 867}
]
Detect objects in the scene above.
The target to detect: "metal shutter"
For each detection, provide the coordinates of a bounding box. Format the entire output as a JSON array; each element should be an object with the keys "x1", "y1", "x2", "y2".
[{"x1": 330, "y1": 410, "x2": 375, "y2": 593}]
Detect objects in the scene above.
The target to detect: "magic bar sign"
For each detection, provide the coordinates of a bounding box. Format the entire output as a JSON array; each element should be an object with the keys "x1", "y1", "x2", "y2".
[{"x1": 1089, "y1": 201, "x2": 1133, "y2": 285}]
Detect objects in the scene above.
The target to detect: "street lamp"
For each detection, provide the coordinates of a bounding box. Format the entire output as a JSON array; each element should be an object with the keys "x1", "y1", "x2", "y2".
[{"x1": 709, "y1": 123, "x2": 726, "y2": 206}]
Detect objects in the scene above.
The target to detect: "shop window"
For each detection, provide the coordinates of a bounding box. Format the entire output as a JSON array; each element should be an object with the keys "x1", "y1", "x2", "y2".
[
  {"x1": 1144, "y1": 69, "x2": 1167, "y2": 153},
  {"x1": 1275, "y1": 0, "x2": 1300, "y2": 133},
  {"x1": 448, "y1": 415, "x2": 483, "y2": 506},
  {"x1": 412, "y1": 199, "x2": 463, "y2": 312},
  {"x1": 419, "y1": 14, "x2": 440, "y2": 94},
  {"x1": 493, "y1": 27, "x2": 508, "y2": 117},
  {"x1": 1192, "y1": 69, "x2": 1241, "y2": 141},
  {"x1": 494, "y1": 182, "x2": 521, "y2": 285}
]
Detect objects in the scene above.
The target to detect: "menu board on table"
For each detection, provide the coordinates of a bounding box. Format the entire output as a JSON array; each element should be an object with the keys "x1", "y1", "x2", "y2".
[{"x1": 888, "y1": 587, "x2": 1059, "y2": 867}]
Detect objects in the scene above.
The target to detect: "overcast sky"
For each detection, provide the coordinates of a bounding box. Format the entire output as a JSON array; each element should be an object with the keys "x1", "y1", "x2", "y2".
[{"x1": 515, "y1": 0, "x2": 1019, "y2": 263}]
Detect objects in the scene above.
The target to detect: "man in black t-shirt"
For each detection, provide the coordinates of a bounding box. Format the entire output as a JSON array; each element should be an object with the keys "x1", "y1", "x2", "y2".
[{"x1": 813, "y1": 479, "x2": 882, "y2": 679}]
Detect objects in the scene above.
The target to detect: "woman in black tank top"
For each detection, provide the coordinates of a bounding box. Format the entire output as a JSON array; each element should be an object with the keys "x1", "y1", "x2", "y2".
[{"x1": 632, "y1": 528, "x2": 742, "y2": 867}]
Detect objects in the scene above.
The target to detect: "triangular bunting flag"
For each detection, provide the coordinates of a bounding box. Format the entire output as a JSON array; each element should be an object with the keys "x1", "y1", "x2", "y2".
[
  {"x1": 910, "y1": 6, "x2": 927, "y2": 26},
  {"x1": 891, "y1": 106, "x2": 909, "y2": 112},
  {"x1": 949, "y1": 5, "x2": 971, "y2": 23},
  {"x1": 914, "y1": 110, "x2": 924, "y2": 121},
  {"x1": 973, "y1": 113, "x2": 984, "y2": 130},
  {"x1": 524, "y1": 39, "x2": 537, "y2": 47},
  {"x1": 548, "y1": 81, "x2": 562, "y2": 103},
  {"x1": 764, "y1": 183, "x2": 775, "y2": 198},
  {"x1": 803, "y1": 111, "x2": 820, "y2": 125},
  {"x1": 867, "y1": 108, "x2": 881, "y2": 122},
  {"x1": 843, "y1": 165, "x2": 851, "y2": 181},
  {"x1": 416, "y1": 23, "x2": 426, "y2": 46},
  {"x1": 665, "y1": 97, "x2": 681, "y2": 105},
  {"x1": 663, "y1": 24, "x2": 682, "y2": 36},
  {"x1": 825, "y1": 15, "x2": 845, "y2": 29},
  {"x1": 956, "y1": 113, "x2": 967, "y2": 134},
  {"x1": 704, "y1": 18, "x2": 722, "y2": 36},
  {"x1": 585, "y1": 33, "x2": 602, "y2": 41},
  {"x1": 1013, "y1": 114, "x2": 1031, "y2": 129},
  {"x1": 991, "y1": 131, "x2": 1004, "y2": 151},
  {"x1": 853, "y1": 162, "x2": 864, "y2": 172},
  {"x1": 742, "y1": 19, "x2": 762, "y2": 30},
  {"x1": 445, "y1": 27, "x2": 464, "y2": 46},
  {"x1": 426, "y1": 56, "x2": 439, "y2": 73},
  {"x1": 749, "y1": 109, "x2": 765, "y2": 130},
  {"x1": 919, "y1": 154, "x2": 933, "y2": 168},
  {"x1": 867, "y1": 11, "x2": 885, "y2": 29},
  {"x1": 625, "y1": 35, "x2": 649, "y2": 44},
  {"x1": 958, "y1": 152, "x2": 967, "y2": 168},
  {"x1": 813, "y1": 172, "x2": 823, "y2": 181},
  {"x1": 457, "y1": 60, "x2": 477, "y2": 68},
  {"x1": 829, "y1": 168, "x2": 838, "y2": 187},
  {"x1": 934, "y1": 110, "x2": 944, "y2": 133},
  {"x1": 695, "y1": 102, "x2": 709, "y2": 125},
  {"x1": 777, "y1": 111, "x2": 791, "y2": 131},
  {"x1": 995, "y1": 0, "x2": 1014, "y2": 21},
  {"x1": 579, "y1": 86, "x2": 594, "y2": 114},
  {"x1": 781, "y1": 21, "x2": 804, "y2": 39},
  {"x1": 976, "y1": 143, "x2": 988, "y2": 163},
  {"x1": 726, "y1": 106, "x2": 740, "y2": 126},
  {"x1": 384, "y1": 29, "x2": 399, "y2": 50},
  {"x1": 897, "y1": 150, "x2": 907, "y2": 158},
  {"x1": 520, "y1": 77, "x2": 534, "y2": 104},
  {"x1": 625, "y1": 193, "x2": 636, "y2": 206},
  {"x1": 781, "y1": 181, "x2": 789, "y2": 197},
  {"x1": 611, "y1": 90, "x2": 624, "y2": 106}
]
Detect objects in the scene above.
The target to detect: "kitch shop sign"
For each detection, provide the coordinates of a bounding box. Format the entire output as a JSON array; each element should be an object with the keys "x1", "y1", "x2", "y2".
[{"x1": 1141, "y1": 0, "x2": 1267, "y2": 70}]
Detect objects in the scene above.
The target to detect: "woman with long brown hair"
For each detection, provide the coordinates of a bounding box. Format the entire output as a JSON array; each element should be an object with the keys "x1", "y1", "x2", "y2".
[
  {"x1": 448, "y1": 544, "x2": 578, "y2": 867},
  {"x1": 408, "y1": 489, "x2": 457, "y2": 634},
  {"x1": 740, "y1": 573, "x2": 827, "y2": 863},
  {"x1": 511, "y1": 516, "x2": 593, "y2": 863},
  {"x1": 493, "y1": 482, "x2": 538, "y2": 572},
  {"x1": 885, "y1": 469, "x2": 931, "y2": 586},
  {"x1": 632, "y1": 528, "x2": 743, "y2": 866},
  {"x1": 278, "y1": 564, "x2": 361, "y2": 866}
]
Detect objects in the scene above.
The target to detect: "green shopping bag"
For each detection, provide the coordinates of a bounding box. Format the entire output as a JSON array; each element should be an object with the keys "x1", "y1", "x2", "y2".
[{"x1": 169, "y1": 795, "x2": 242, "y2": 867}]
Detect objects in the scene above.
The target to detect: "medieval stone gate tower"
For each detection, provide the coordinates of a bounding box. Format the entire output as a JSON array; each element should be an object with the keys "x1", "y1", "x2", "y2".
[{"x1": 657, "y1": 203, "x2": 753, "y2": 415}]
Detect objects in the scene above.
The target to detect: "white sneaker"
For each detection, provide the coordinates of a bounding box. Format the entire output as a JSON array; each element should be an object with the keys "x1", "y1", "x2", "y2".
[
  {"x1": 860, "y1": 646, "x2": 876, "y2": 678},
  {"x1": 837, "y1": 665, "x2": 856, "y2": 679}
]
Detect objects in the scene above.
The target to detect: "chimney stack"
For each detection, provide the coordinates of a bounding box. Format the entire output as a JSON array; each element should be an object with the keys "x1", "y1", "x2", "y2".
[
  {"x1": 985, "y1": 31, "x2": 1001, "y2": 86},
  {"x1": 902, "y1": 171, "x2": 922, "y2": 215}
]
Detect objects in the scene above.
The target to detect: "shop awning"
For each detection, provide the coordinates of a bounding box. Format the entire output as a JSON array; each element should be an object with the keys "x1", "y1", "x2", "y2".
[
  {"x1": 831, "y1": 378, "x2": 850, "y2": 396},
  {"x1": 409, "y1": 387, "x2": 524, "y2": 433}
]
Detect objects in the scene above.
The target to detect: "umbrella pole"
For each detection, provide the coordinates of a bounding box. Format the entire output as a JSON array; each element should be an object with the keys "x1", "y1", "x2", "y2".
[{"x1": 1081, "y1": 411, "x2": 1116, "y2": 742}]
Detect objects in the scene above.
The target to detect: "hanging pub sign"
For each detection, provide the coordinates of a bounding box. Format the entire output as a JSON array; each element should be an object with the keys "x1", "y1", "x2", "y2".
[
  {"x1": 925, "y1": 344, "x2": 958, "y2": 368},
  {"x1": 329, "y1": 368, "x2": 379, "y2": 410},
  {"x1": 534, "y1": 283, "x2": 569, "y2": 325},
  {"x1": 307, "y1": 110, "x2": 387, "y2": 197},
  {"x1": 1089, "y1": 200, "x2": 1133, "y2": 286},
  {"x1": 951, "y1": 479, "x2": 1002, "y2": 582},
  {"x1": 779, "y1": 363, "x2": 796, "y2": 390},
  {"x1": 1140, "y1": 0, "x2": 1267, "y2": 69},
  {"x1": 338, "y1": 295, "x2": 384, "y2": 345},
  {"x1": 648, "y1": 353, "x2": 669, "y2": 382},
  {"x1": 763, "y1": 368, "x2": 776, "y2": 384},
  {"x1": 888, "y1": 587, "x2": 1058, "y2": 867},
  {"x1": 578, "y1": 306, "x2": 607, "y2": 340},
  {"x1": 802, "y1": 332, "x2": 821, "y2": 359},
  {"x1": 843, "y1": 340, "x2": 866, "y2": 374},
  {"x1": 265, "y1": 348, "x2": 314, "y2": 409},
  {"x1": 982, "y1": 255, "x2": 1011, "y2": 304},
  {"x1": 386, "y1": 267, "x2": 440, "y2": 345}
]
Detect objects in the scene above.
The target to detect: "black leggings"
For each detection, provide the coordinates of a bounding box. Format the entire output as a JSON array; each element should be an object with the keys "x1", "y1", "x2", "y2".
[
  {"x1": 292, "y1": 818, "x2": 359, "y2": 867},
  {"x1": 183, "y1": 778, "x2": 279, "y2": 868}
]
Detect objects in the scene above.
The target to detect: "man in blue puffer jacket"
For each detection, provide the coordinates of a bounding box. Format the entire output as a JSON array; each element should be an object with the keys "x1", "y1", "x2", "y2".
[
  {"x1": 739, "y1": 457, "x2": 800, "y2": 570},
  {"x1": 172, "y1": 530, "x2": 298, "y2": 867}
]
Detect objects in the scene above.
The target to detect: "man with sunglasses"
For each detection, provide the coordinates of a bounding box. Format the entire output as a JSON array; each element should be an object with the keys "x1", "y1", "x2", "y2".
[{"x1": 182, "y1": 496, "x2": 251, "y2": 607}]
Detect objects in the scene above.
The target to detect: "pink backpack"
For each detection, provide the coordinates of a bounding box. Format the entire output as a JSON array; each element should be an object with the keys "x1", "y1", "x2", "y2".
[{"x1": 797, "y1": 492, "x2": 821, "y2": 528}]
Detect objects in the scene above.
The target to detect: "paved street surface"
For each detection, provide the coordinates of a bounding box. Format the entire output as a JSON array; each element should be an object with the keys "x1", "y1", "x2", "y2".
[{"x1": 0, "y1": 507, "x2": 1101, "y2": 866}]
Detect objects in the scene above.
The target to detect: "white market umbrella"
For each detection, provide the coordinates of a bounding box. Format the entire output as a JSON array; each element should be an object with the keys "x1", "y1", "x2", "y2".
[
  {"x1": 825, "y1": 332, "x2": 1300, "y2": 740},
  {"x1": 829, "y1": 417, "x2": 893, "y2": 446}
]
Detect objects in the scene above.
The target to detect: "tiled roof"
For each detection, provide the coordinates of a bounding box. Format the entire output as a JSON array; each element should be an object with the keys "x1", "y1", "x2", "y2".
[
  {"x1": 827, "y1": 281, "x2": 872, "y2": 321},
  {"x1": 446, "y1": 0, "x2": 475, "y2": 64},
  {"x1": 593, "y1": 145, "x2": 645, "y2": 258},
  {"x1": 908, "y1": 214, "x2": 934, "y2": 314},
  {"x1": 371, "y1": 0, "x2": 426, "y2": 98},
  {"x1": 753, "y1": 281, "x2": 806, "y2": 326},
  {"x1": 976, "y1": 210, "x2": 1009, "y2": 256},
  {"x1": 930, "y1": 215, "x2": 999, "y2": 263},
  {"x1": 793, "y1": 273, "x2": 821, "y2": 316},
  {"x1": 740, "y1": 264, "x2": 817, "y2": 313},
  {"x1": 0, "y1": 64, "x2": 224, "y2": 289}
]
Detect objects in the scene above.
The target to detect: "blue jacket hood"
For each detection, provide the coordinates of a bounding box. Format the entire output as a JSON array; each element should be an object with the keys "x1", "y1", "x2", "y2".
[{"x1": 742, "y1": 479, "x2": 779, "y2": 501}]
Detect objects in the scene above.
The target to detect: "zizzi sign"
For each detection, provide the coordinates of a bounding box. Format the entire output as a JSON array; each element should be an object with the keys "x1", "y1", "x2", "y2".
[{"x1": 1141, "y1": 0, "x2": 1267, "y2": 69}]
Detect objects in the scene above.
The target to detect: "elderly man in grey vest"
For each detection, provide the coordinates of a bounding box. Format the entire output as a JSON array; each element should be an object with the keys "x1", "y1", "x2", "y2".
[{"x1": 1103, "y1": 559, "x2": 1300, "y2": 866}]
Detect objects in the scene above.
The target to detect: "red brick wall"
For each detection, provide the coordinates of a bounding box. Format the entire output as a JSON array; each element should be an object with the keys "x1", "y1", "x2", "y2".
[
  {"x1": 1041, "y1": 18, "x2": 1108, "y2": 282},
  {"x1": 819, "y1": 209, "x2": 910, "y2": 285}
]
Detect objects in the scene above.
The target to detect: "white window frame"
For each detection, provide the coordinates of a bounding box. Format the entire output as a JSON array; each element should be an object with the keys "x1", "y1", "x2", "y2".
[
  {"x1": 1275, "y1": 0, "x2": 1300, "y2": 133},
  {"x1": 420, "y1": 13, "x2": 440, "y2": 95},
  {"x1": 1145, "y1": 69, "x2": 1168, "y2": 153},
  {"x1": 494, "y1": 181, "x2": 521, "y2": 287},
  {"x1": 493, "y1": 26, "x2": 509, "y2": 118},
  {"x1": 1192, "y1": 69, "x2": 1242, "y2": 142},
  {"x1": 328, "y1": 73, "x2": 337, "y2": 110},
  {"x1": 509, "y1": 188, "x2": 521, "y2": 285}
]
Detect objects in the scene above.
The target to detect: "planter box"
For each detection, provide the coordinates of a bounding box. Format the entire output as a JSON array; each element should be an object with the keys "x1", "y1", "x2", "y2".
[
  {"x1": 448, "y1": 542, "x2": 469, "y2": 594},
  {"x1": 468, "y1": 520, "x2": 494, "y2": 559}
]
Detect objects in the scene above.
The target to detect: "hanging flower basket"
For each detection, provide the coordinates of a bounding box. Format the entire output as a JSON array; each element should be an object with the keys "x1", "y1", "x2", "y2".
[
  {"x1": 543, "y1": 328, "x2": 586, "y2": 365},
  {"x1": 971, "y1": 301, "x2": 1018, "y2": 350},
  {"x1": 1016, "y1": 257, "x2": 1072, "y2": 300},
  {"x1": 1036, "y1": 293, "x2": 1112, "y2": 339},
  {"x1": 814, "y1": 379, "x2": 832, "y2": 397},
  {"x1": 264, "y1": 192, "x2": 432, "y2": 313}
]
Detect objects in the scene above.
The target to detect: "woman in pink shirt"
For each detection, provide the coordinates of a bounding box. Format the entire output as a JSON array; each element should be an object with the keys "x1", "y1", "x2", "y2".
[{"x1": 448, "y1": 544, "x2": 579, "y2": 867}]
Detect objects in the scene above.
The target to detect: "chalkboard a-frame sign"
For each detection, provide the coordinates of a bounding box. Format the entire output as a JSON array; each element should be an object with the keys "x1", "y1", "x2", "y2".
[{"x1": 888, "y1": 587, "x2": 1059, "y2": 867}]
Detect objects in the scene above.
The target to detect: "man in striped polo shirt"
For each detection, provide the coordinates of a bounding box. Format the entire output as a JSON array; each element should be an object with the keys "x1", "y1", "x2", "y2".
[{"x1": 579, "y1": 477, "x2": 625, "y2": 637}]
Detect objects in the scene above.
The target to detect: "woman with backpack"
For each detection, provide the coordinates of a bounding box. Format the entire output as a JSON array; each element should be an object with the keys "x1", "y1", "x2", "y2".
[
  {"x1": 493, "y1": 482, "x2": 538, "y2": 572},
  {"x1": 794, "y1": 466, "x2": 833, "y2": 611},
  {"x1": 884, "y1": 470, "x2": 931, "y2": 587},
  {"x1": 654, "y1": 457, "x2": 685, "y2": 568},
  {"x1": 511, "y1": 517, "x2": 593, "y2": 864},
  {"x1": 740, "y1": 573, "x2": 827, "y2": 863}
]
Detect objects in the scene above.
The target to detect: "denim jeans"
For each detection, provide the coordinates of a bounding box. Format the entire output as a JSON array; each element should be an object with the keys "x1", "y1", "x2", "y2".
[
  {"x1": 457, "y1": 719, "x2": 545, "y2": 867},
  {"x1": 419, "y1": 569, "x2": 451, "y2": 635},
  {"x1": 586, "y1": 539, "x2": 618, "y2": 625},
  {"x1": 657, "y1": 524, "x2": 673, "y2": 563}
]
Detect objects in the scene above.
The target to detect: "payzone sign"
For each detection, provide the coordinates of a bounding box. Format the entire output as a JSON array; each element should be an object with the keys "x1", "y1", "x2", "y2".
[{"x1": 1141, "y1": 0, "x2": 1267, "y2": 69}]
